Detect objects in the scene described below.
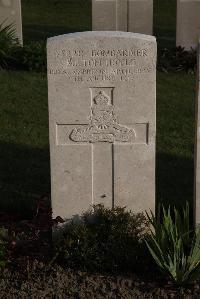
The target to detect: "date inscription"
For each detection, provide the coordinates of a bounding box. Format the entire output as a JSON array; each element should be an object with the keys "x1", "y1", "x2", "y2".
[{"x1": 49, "y1": 47, "x2": 155, "y2": 83}]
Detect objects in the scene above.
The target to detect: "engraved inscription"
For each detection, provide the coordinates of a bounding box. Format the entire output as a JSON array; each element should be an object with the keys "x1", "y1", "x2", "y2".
[
  {"x1": 55, "y1": 48, "x2": 148, "y2": 59},
  {"x1": 70, "y1": 91, "x2": 135, "y2": 143},
  {"x1": 49, "y1": 46, "x2": 155, "y2": 83}
]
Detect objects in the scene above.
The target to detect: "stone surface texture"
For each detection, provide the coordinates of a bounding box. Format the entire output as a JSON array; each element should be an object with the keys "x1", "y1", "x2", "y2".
[
  {"x1": 92, "y1": 0, "x2": 153, "y2": 35},
  {"x1": 0, "y1": 0, "x2": 22, "y2": 44},
  {"x1": 176, "y1": 0, "x2": 200, "y2": 50},
  {"x1": 47, "y1": 31, "x2": 156, "y2": 219}
]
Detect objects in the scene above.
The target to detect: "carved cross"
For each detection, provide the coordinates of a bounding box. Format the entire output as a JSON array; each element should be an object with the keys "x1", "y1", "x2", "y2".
[{"x1": 56, "y1": 88, "x2": 148, "y2": 208}]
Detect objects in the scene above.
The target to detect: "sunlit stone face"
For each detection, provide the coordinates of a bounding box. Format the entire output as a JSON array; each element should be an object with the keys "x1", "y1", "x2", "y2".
[
  {"x1": 47, "y1": 31, "x2": 156, "y2": 220},
  {"x1": 176, "y1": 0, "x2": 200, "y2": 50},
  {"x1": 92, "y1": 0, "x2": 153, "y2": 35},
  {"x1": 1, "y1": 0, "x2": 12, "y2": 7}
]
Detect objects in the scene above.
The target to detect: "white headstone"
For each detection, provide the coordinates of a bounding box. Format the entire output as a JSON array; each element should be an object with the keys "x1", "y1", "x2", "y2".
[
  {"x1": 92, "y1": 0, "x2": 153, "y2": 35},
  {"x1": 0, "y1": 0, "x2": 23, "y2": 44},
  {"x1": 47, "y1": 31, "x2": 156, "y2": 220},
  {"x1": 176, "y1": 0, "x2": 200, "y2": 50}
]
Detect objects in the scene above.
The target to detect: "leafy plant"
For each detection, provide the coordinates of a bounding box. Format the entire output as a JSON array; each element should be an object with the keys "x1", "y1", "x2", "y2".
[
  {"x1": 20, "y1": 42, "x2": 46, "y2": 72},
  {"x1": 55, "y1": 204, "x2": 150, "y2": 272},
  {"x1": 158, "y1": 47, "x2": 197, "y2": 74},
  {"x1": 0, "y1": 22, "x2": 20, "y2": 69},
  {"x1": 145, "y1": 203, "x2": 200, "y2": 285},
  {"x1": 0, "y1": 22, "x2": 46, "y2": 71}
]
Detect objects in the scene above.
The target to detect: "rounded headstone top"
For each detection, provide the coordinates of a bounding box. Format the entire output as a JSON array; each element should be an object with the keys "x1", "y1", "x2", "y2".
[{"x1": 47, "y1": 31, "x2": 156, "y2": 44}]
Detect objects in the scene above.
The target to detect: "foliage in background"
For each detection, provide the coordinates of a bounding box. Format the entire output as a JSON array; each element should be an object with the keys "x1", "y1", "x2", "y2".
[
  {"x1": 4, "y1": 42, "x2": 46, "y2": 72},
  {"x1": 3, "y1": 43, "x2": 198, "y2": 73},
  {"x1": 0, "y1": 22, "x2": 20, "y2": 69},
  {"x1": 19, "y1": 44, "x2": 197, "y2": 73},
  {"x1": 0, "y1": 21, "x2": 197, "y2": 73},
  {"x1": 55, "y1": 205, "x2": 150, "y2": 272},
  {"x1": 158, "y1": 47, "x2": 197, "y2": 74},
  {"x1": 0, "y1": 22, "x2": 46, "y2": 72},
  {"x1": 145, "y1": 203, "x2": 200, "y2": 285},
  {"x1": 18, "y1": 42, "x2": 46, "y2": 72}
]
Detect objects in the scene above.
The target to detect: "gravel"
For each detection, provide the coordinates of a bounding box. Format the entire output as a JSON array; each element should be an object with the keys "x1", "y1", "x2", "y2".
[{"x1": 0, "y1": 263, "x2": 199, "y2": 298}]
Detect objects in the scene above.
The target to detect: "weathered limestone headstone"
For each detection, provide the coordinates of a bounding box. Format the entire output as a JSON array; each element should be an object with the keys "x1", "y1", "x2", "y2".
[
  {"x1": 195, "y1": 41, "x2": 200, "y2": 225},
  {"x1": 47, "y1": 31, "x2": 156, "y2": 219},
  {"x1": 92, "y1": 0, "x2": 153, "y2": 35},
  {"x1": 176, "y1": 0, "x2": 200, "y2": 50},
  {"x1": 0, "y1": 0, "x2": 23, "y2": 44}
]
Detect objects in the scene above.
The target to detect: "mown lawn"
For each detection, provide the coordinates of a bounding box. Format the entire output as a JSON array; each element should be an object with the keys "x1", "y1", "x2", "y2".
[
  {"x1": 21, "y1": 0, "x2": 177, "y2": 48},
  {"x1": 0, "y1": 2, "x2": 198, "y2": 296},
  {"x1": 0, "y1": 71, "x2": 49, "y2": 215},
  {"x1": 21, "y1": 0, "x2": 91, "y2": 42},
  {"x1": 0, "y1": 0, "x2": 196, "y2": 215},
  {"x1": 156, "y1": 72, "x2": 196, "y2": 208},
  {"x1": 0, "y1": 70, "x2": 196, "y2": 214}
]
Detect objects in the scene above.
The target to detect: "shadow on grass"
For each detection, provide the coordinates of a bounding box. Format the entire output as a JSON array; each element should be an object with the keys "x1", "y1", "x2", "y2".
[
  {"x1": 0, "y1": 142, "x2": 50, "y2": 217},
  {"x1": 156, "y1": 151, "x2": 194, "y2": 210},
  {"x1": 0, "y1": 142, "x2": 194, "y2": 217}
]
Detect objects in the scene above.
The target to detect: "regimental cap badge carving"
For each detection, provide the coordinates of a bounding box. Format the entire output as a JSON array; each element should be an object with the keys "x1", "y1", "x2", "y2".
[
  {"x1": 70, "y1": 90, "x2": 136, "y2": 143},
  {"x1": 93, "y1": 91, "x2": 109, "y2": 106}
]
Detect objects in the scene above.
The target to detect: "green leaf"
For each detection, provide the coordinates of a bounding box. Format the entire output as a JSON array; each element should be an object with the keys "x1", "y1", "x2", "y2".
[{"x1": 145, "y1": 203, "x2": 200, "y2": 285}]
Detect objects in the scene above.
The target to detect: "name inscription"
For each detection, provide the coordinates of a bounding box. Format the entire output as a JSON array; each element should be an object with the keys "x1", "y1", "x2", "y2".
[{"x1": 49, "y1": 48, "x2": 155, "y2": 83}]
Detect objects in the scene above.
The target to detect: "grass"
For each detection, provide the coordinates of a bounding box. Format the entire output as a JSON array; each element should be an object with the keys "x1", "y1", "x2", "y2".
[
  {"x1": 157, "y1": 72, "x2": 195, "y2": 208},
  {"x1": 0, "y1": 71, "x2": 50, "y2": 215},
  {"x1": 21, "y1": 0, "x2": 177, "y2": 48},
  {"x1": 0, "y1": 70, "x2": 196, "y2": 215},
  {"x1": 0, "y1": 0, "x2": 196, "y2": 215},
  {"x1": 21, "y1": 0, "x2": 91, "y2": 43}
]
